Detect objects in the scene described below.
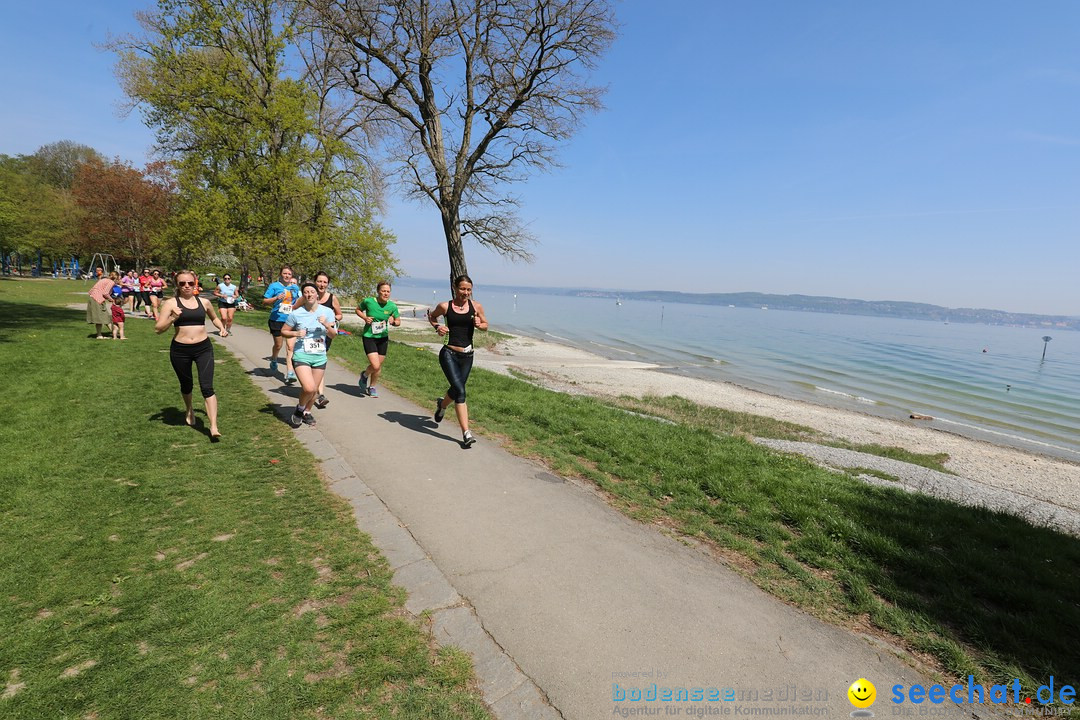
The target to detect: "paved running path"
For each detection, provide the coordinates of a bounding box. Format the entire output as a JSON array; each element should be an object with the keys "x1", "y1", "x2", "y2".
[{"x1": 217, "y1": 325, "x2": 989, "y2": 720}]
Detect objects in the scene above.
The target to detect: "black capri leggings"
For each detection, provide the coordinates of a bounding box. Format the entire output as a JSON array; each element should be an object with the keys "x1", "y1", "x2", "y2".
[
  {"x1": 170, "y1": 338, "x2": 216, "y2": 398},
  {"x1": 439, "y1": 346, "x2": 474, "y2": 403}
]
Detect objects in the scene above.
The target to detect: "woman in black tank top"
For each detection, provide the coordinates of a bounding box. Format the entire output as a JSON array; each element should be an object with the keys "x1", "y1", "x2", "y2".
[
  {"x1": 313, "y1": 272, "x2": 343, "y2": 408},
  {"x1": 428, "y1": 274, "x2": 489, "y2": 447},
  {"x1": 154, "y1": 269, "x2": 228, "y2": 440}
]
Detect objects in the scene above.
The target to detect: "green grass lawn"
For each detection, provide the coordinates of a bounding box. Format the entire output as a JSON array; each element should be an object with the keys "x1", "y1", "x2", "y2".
[
  {"x1": 0, "y1": 278, "x2": 490, "y2": 720},
  {"x1": 326, "y1": 334, "x2": 1076, "y2": 708}
]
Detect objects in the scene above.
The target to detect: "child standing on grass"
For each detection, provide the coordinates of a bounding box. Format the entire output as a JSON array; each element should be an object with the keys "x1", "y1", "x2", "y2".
[{"x1": 110, "y1": 296, "x2": 126, "y2": 340}]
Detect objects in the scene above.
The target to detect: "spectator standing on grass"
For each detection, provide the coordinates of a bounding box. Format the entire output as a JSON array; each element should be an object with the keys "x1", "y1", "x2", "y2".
[
  {"x1": 262, "y1": 266, "x2": 301, "y2": 383},
  {"x1": 86, "y1": 271, "x2": 118, "y2": 339},
  {"x1": 281, "y1": 282, "x2": 337, "y2": 428},
  {"x1": 155, "y1": 269, "x2": 228, "y2": 440},
  {"x1": 429, "y1": 274, "x2": 488, "y2": 448},
  {"x1": 355, "y1": 281, "x2": 400, "y2": 399},
  {"x1": 313, "y1": 271, "x2": 342, "y2": 409}
]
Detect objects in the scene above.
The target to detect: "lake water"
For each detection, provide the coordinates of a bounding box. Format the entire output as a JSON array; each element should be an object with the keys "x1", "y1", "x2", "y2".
[{"x1": 396, "y1": 283, "x2": 1080, "y2": 460}]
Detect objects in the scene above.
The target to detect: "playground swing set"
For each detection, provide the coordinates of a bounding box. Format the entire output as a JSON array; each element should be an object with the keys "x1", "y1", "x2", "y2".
[{"x1": 0, "y1": 251, "x2": 118, "y2": 280}]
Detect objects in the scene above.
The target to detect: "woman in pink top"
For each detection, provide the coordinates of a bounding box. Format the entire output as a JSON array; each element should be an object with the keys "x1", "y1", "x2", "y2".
[
  {"x1": 148, "y1": 269, "x2": 166, "y2": 319},
  {"x1": 87, "y1": 271, "x2": 119, "y2": 339}
]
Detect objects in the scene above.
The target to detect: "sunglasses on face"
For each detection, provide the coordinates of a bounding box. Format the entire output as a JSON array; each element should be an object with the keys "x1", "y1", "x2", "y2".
[{"x1": 178, "y1": 281, "x2": 196, "y2": 287}]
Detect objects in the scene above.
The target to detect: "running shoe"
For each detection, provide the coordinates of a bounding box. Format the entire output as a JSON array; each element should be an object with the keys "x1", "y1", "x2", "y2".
[
  {"x1": 314, "y1": 394, "x2": 329, "y2": 409},
  {"x1": 462, "y1": 430, "x2": 476, "y2": 448},
  {"x1": 358, "y1": 371, "x2": 369, "y2": 394},
  {"x1": 434, "y1": 399, "x2": 445, "y2": 424},
  {"x1": 367, "y1": 386, "x2": 378, "y2": 398},
  {"x1": 289, "y1": 409, "x2": 304, "y2": 428},
  {"x1": 270, "y1": 359, "x2": 279, "y2": 374},
  {"x1": 285, "y1": 371, "x2": 297, "y2": 384},
  {"x1": 302, "y1": 412, "x2": 317, "y2": 426}
]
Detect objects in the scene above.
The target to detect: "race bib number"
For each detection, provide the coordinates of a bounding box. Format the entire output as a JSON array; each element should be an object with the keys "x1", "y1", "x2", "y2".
[
  {"x1": 225, "y1": 297, "x2": 234, "y2": 304},
  {"x1": 303, "y1": 337, "x2": 326, "y2": 354},
  {"x1": 280, "y1": 303, "x2": 293, "y2": 314},
  {"x1": 370, "y1": 320, "x2": 387, "y2": 335}
]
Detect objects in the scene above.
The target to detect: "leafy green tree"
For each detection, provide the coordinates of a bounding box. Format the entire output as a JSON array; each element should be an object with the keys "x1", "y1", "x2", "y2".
[
  {"x1": 0, "y1": 154, "x2": 80, "y2": 267},
  {"x1": 109, "y1": 0, "x2": 398, "y2": 287}
]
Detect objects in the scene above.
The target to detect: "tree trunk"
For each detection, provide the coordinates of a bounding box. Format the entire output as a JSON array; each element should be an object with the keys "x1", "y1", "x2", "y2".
[{"x1": 441, "y1": 207, "x2": 468, "y2": 291}]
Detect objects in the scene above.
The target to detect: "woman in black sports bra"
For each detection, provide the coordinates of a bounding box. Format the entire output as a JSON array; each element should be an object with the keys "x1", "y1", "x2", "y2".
[
  {"x1": 155, "y1": 269, "x2": 229, "y2": 440},
  {"x1": 428, "y1": 274, "x2": 488, "y2": 448}
]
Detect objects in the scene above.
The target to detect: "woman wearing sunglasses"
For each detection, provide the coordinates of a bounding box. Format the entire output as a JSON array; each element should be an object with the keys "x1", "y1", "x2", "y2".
[
  {"x1": 213, "y1": 273, "x2": 242, "y2": 334},
  {"x1": 155, "y1": 269, "x2": 229, "y2": 439}
]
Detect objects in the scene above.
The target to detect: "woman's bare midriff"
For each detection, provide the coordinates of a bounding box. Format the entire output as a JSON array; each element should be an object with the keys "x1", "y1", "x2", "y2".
[{"x1": 172, "y1": 324, "x2": 209, "y2": 344}]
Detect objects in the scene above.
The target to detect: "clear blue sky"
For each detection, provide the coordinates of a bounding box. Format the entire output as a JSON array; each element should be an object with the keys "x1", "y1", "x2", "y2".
[{"x1": 3, "y1": 1, "x2": 1079, "y2": 315}]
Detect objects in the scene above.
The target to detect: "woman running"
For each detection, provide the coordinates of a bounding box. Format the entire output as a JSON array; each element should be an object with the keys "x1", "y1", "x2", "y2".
[
  {"x1": 313, "y1": 271, "x2": 343, "y2": 409},
  {"x1": 155, "y1": 269, "x2": 228, "y2": 439},
  {"x1": 118, "y1": 270, "x2": 135, "y2": 311},
  {"x1": 355, "y1": 281, "x2": 400, "y2": 398},
  {"x1": 280, "y1": 282, "x2": 338, "y2": 428},
  {"x1": 213, "y1": 273, "x2": 241, "y2": 334},
  {"x1": 138, "y1": 267, "x2": 153, "y2": 315},
  {"x1": 148, "y1": 269, "x2": 166, "y2": 319},
  {"x1": 428, "y1": 274, "x2": 488, "y2": 447}
]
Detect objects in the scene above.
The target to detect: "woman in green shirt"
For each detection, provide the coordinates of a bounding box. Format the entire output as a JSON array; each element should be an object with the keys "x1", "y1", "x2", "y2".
[{"x1": 355, "y1": 281, "x2": 400, "y2": 398}]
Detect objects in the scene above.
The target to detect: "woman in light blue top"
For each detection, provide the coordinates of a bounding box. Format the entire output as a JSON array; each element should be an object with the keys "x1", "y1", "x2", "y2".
[
  {"x1": 280, "y1": 283, "x2": 338, "y2": 428},
  {"x1": 212, "y1": 273, "x2": 242, "y2": 334}
]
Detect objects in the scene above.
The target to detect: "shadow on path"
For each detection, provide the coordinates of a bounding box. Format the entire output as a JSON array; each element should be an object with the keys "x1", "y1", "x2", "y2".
[
  {"x1": 326, "y1": 382, "x2": 370, "y2": 400},
  {"x1": 378, "y1": 410, "x2": 460, "y2": 444}
]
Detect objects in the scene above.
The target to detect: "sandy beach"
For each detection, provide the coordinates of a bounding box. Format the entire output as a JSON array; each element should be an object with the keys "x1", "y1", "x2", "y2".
[{"x1": 391, "y1": 303, "x2": 1080, "y2": 523}]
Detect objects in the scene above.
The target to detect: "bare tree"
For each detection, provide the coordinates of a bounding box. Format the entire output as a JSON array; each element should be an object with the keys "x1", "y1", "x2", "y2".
[{"x1": 306, "y1": 0, "x2": 616, "y2": 283}]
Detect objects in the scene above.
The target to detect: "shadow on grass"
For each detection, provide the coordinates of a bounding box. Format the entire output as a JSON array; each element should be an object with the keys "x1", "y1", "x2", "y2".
[
  {"x1": 0, "y1": 300, "x2": 90, "y2": 342},
  {"x1": 835, "y1": 484, "x2": 1080, "y2": 683},
  {"x1": 148, "y1": 406, "x2": 218, "y2": 441}
]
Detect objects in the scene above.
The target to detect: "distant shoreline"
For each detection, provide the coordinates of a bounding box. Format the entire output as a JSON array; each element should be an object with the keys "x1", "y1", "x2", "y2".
[{"x1": 398, "y1": 278, "x2": 1079, "y2": 330}]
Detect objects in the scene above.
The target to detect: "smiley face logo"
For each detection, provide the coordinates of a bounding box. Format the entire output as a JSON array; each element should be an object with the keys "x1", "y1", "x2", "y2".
[{"x1": 848, "y1": 678, "x2": 876, "y2": 709}]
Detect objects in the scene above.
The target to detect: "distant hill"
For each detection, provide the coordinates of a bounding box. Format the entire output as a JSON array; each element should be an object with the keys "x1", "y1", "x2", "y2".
[
  {"x1": 607, "y1": 291, "x2": 1079, "y2": 330},
  {"x1": 400, "y1": 278, "x2": 1079, "y2": 330}
]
